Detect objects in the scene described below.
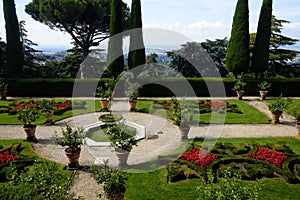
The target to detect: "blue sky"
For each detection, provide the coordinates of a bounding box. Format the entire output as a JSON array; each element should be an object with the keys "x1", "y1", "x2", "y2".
[{"x1": 0, "y1": 0, "x2": 299, "y2": 49}]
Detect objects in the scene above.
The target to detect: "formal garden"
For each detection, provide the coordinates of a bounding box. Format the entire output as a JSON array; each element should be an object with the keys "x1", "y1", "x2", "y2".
[{"x1": 1, "y1": 0, "x2": 300, "y2": 199}]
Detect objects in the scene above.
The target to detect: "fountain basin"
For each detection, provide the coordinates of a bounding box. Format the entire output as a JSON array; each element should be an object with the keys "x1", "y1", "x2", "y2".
[{"x1": 83, "y1": 120, "x2": 146, "y2": 147}]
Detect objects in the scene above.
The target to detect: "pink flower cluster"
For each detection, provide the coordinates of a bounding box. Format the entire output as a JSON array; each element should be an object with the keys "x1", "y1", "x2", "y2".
[
  {"x1": 178, "y1": 148, "x2": 218, "y2": 169},
  {"x1": 0, "y1": 150, "x2": 18, "y2": 164},
  {"x1": 200, "y1": 102, "x2": 227, "y2": 109},
  {"x1": 248, "y1": 147, "x2": 287, "y2": 167}
]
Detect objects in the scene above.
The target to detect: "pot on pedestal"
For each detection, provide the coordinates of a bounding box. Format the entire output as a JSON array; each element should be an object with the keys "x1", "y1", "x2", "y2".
[
  {"x1": 236, "y1": 90, "x2": 245, "y2": 100},
  {"x1": 115, "y1": 148, "x2": 129, "y2": 168},
  {"x1": 65, "y1": 147, "x2": 81, "y2": 170},
  {"x1": 259, "y1": 90, "x2": 268, "y2": 101},
  {"x1": 23, "y1": 124, "x2": 37, "y2": 142},
  {"x1": 271, "y1": 112, "x2": 282, "y2": 124}
]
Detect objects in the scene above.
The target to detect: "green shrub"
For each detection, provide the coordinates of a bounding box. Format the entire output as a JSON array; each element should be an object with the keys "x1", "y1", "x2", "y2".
[
  {"x1": 196, "y1": 169, "x2": 264, "y2": 200},
  {"x1": 282, "y1": 156, "x2": 300, "y2": 183},
  {"x1": 167, "y1": 162, "x2": 186, "y2": 183},
  {"x1": 2, "y1": 162, "x2": 72, "y2": 200}
]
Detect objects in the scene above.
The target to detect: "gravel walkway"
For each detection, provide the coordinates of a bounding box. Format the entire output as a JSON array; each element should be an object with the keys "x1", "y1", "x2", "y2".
[{"x1": 0, "y1": 97, "x2": 298, "y2": 199}]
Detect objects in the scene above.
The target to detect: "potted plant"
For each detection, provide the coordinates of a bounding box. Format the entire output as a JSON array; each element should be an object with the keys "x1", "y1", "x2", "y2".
[
  {"x1": 106, "y1": 123, "x2": 138, "y2": 168},
  {"x1": 286, "y1": 104, "x2": 300, "y2": 135},
  {"x1": 39, "y1": 99, "x2": 56, "y2": 125},
  {"x1": 96, "y1": 79, "x2": 116, "y2": 112},
  {"x1": 268, "y1": 95, "x2": 288, "y2": 124},
  {"x1": 92, "y1": 161, "x2": 128, "y2": 200},
  {"x1": 0, "y1": 78, "x2": 8, "y2": 100},
  {"x1": 17, "y1": 106, "x2": 40, "y2": 142},
  {"x1": 53, "y1": 125, "x2": 85, "y2": 169},
  {"x1": 171, "y1": 98, "x2": 194, "y2": 140},
  {"x1": 232, "y1": 78, "x2": 247, "y2": 100},
  {"x1": 125, "y1": 82, "x2": 141, "y2": 112},
  {"x1": 258, "y1": 81, "x2": 271, "y2": 100}
]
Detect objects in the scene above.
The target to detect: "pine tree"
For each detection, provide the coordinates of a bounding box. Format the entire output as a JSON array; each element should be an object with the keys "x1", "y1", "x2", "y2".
[
  {"x1": 225, "y1": 0, "x2": 250, "y2": 77},
  {"x1": 128, "y1": 0, "x2": 145, "y2": 70},
  {"x1": 19, "y1": 21, "x2": 43, "y2": 68},
  {"x1": 3, "y1": 0, "x2": 24, "y2": 77},
  {"x1": 251, "y1": 0, "x2": 273, "y2": 77},
  {"x1": 107, "y1": 0, "x2": 124, "y2": 79}
]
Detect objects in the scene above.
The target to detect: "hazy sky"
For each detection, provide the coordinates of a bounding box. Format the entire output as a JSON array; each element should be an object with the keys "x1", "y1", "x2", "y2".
[{"x1": 0, "y1": 0, "x2": 299, "y2": 49}]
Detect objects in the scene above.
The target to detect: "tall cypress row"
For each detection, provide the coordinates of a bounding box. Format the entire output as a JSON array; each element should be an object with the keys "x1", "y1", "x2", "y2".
[
  {"x1": 128, "y1": 0, "x2": 145, "y2": 70},
  {"x1": 251, "y1": 0, "x2": 273, "y2": 77},
  {"x1": 225, "y1": 0, "x2": 250, "y2": 77},
  {"x1": 107, "y1": 0, "x2": 124, "y2": 79},
  {"x1": 3, "y1": 0, "x2": 24, "y2": 77}
]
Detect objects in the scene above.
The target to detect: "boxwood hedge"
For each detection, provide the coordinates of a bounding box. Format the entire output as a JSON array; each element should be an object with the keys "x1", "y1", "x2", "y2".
[{"x1": 5, "y1": 78, "x2": 300, "y2": 97}]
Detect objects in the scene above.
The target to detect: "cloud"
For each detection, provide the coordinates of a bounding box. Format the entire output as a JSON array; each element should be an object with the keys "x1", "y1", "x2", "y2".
[{"x1": 145, "y1": 21, "x2": 231, "y2": 42}]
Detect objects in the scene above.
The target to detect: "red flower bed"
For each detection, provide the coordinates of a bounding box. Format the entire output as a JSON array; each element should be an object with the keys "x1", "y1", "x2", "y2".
[
  {"x1": 164, "y1": 103, "x2": 180, "y2": 108},
  {"x1": 200, "y1": 102, "x2": 227, "y2": 109},
  {"x1": 54, "y1": 102, "x2": 71, "y2": 109},
  {"x1": 178, "y1": 148, "x2": 218, "y2": 169},
  {"x1": 14, "y1": 103, "x2": 35, "y2": 110},
  {"x1": 0, "y1": 150, "x2": 19, "y2": 164},
  {"x1": 248, "y1": 147, "x2": 287, "y2": 167}
]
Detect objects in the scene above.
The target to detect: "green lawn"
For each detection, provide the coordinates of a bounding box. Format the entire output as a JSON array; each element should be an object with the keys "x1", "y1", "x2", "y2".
[
  {"x1": 137, "y1": 99, "x2": 270, "y2": 124},
  {"x1": 0, "y1": 99, "x2": 101, "y2": 125},
  {"x1": 0, "y1": 99, "x2": 270, "y2": 125},
  {"x1": 125, "y1": 137, "x2": 300, "y2": 200}
]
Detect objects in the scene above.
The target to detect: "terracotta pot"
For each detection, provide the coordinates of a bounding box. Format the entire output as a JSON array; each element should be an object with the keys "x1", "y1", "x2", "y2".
[
  {"x1": 129, "y1": 101, "x2": 137, "y2": 112},
  {"x1": 259, "y1": 90, "x2": 268, "y2": 100},
  {"x1": 271, "y1": 112, "x2": 282, "y2": 124},
  {"x1": 115, "y1": 148, "x2": 129, "y2": 168},
  {"x1": 23, "y1": 125, "x2": 37, "y2": 142},
  {"x1": 65, "y1": 148, "x2": 81, "y2": 169},
  {"x1": 296, "y1": 122, "x2": 300, "y2": 134},
  {"x1": 236, "y1": 90, "x2": 244, "y2": 100},
  {"x1": 179, "y1": 126, "x2": 190, "y2": 141},
  {"x1": 109, "y1": 189, "x2": 126, "y2": 200},
  {"x1": 100, "y1": 99, "x2": 109, "y2": 112},
  {"x1": 44, "y1": 110, "x2": 54, "y2": 125}
]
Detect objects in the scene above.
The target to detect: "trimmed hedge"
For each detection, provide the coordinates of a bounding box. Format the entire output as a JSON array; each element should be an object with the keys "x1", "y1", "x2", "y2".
[
  {"x1": 168, "y1": 142, "x2": 300, "y2": 184},
  {"x1": 5, "y1": 78, "x2": 300, "y2": 97}
]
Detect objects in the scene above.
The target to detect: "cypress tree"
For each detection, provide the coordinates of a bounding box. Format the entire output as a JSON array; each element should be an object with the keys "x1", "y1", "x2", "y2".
[
  {"x1": 107, "y1": 0, "x2": 124, "y2": 79},
  {"x1": 251, "y1": 0, "x2": 273, "y2": 77},
  {"x1": 128, "y1": 0, "x2": 145, "y2": 69},
  {"x1": 225, "y1": 0, "x2": 250, "y2": 77},
  {"x1": 3, "y1": 0, "x2": 24, "y2": 77}
]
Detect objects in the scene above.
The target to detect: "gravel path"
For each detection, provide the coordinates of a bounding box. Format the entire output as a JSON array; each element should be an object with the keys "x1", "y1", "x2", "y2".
[{"x1": 0, "y1": 97, "x2": 298, "y2": 199}]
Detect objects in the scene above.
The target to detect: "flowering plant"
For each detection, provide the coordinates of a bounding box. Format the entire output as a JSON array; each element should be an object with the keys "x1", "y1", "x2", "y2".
[
  {"x1": 106, "y1": 123, "x2": 138, "y2": 151},
  {"x1": 178, "y1": 147, "x2": 218, "y2": 169},
  {"x1": 200, "y1": 101, "x2": 227, "y2": 109},
  {"x1": 248, "y1": 147, "x2": 287, "y2": 167},
  {"x1": 92, "y1": 161, "x2": 128, "y2": 199},
  {"x1": 0, "y1": 150, "x2": 19, "y2": 164},
  {"x1": 53, "y1": 125, "x2": 85, "y2": 152},
  {"x1": 268, "y1": 95, "x2": 289, "y2": 114},
  {"x1": 17, "y1": 106, "x2": 40, "y2": 127}
]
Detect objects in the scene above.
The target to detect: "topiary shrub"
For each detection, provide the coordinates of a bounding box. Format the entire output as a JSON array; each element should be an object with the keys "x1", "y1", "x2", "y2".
[{"x1": 167, "y1": 162, "x2": 185, "y2": 183}]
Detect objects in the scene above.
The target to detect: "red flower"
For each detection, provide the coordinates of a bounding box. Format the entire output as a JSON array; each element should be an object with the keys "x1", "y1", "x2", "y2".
[
  {"x1": 0, "y1": 150, "x2": 19, "y2": 164},
  {"x1": 200, "y1": 102, "x2": 227, "y2": 109},
  {"x1": 14, "y1": 103, "x2": 36, "y2": 110},
  {"x1": 164, "y1": 103, "x2": 180, "y2": 109},
  {"x1": 178, "y1": 148, "x2": 218, "y2": 169},
  {"x1": 248, "y1": 147, "x2": 287, "y2": 167},
  {"x1": 14, "y1": 104, "x2": 24, "y2": 110},
  {"x1": 54, "y1": 102, "x2": 71, "y2": 109}
]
